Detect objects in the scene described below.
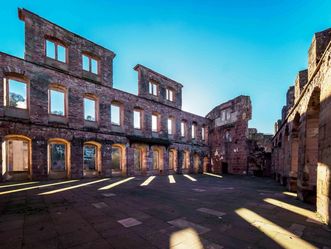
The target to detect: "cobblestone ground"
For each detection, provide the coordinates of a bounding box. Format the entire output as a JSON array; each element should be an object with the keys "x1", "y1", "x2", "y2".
[{"x1": 0, "y1": 174, "x2": 330, "y2": 249}]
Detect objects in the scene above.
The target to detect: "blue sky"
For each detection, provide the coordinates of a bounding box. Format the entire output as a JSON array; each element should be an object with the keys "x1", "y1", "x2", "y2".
[{"x1": 1, "y1": 0, "x2": 331, "y2": 134}]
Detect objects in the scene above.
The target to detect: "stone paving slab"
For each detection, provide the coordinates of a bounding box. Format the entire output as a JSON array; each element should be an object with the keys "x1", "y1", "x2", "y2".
[
  {"x1": 168, "y1": 218, "x2": 211, "y2": 234},
  {"x1": 196, "y1": 207, "x2": 226, "y2": 217},
  {"x1": 117, "y1": 217, "x2": 142, "y2": 228}
]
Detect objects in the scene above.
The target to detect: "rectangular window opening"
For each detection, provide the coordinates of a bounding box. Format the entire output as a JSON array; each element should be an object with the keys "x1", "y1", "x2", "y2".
[
  {"x1": 84, "y1": 98, "x2": 96, "y2": 121},
  {"x1": 134, "y1": 110, "x2": 141, "y2": 129},
  {"x1": 50, "y1": 89, "x2": 65, "y2": 116},
  {"x1": 111, "y1": 104, "x2": 121, "y2": 126}
]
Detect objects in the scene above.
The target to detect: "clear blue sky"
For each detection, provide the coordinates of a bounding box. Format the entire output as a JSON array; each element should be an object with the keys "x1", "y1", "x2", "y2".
[{"x1": 2, "y1": 0, "x2": 331, "y2": 134}]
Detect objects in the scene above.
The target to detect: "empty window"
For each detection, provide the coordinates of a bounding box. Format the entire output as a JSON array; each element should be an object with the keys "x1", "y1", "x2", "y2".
[
  {"x1": 50, "y1": 143, "x2": 66, "y2": 172},
  {"x1": 49, "y1": 88, "x2": 65, "y2": 116},
  {"x1": 134, "y1": 110, "x2": 142, "y2": 129},
  {"x1": 181, "y1": 121, "x2": 186, "y2": 137},
  {"x1": 202, "y1": 127, "x2": 205, "y2": 141},
  {"x1": 152, "y1": 114, "x2": 159, "y2": 132},
  {"x1": 166, "y1": 88, "x2": 174, "y2": 101},
  {"x1": 82, "y1": 54, "x2": 99, "y2": 74},
  {"x1": 112, "y1": 146, "x2": 121, "y2": 170},
  {"x1": 221, "y1": 109, "x2": 231, "y2": 121},
  {"x1": 111, "y1": 103, "x2": 121, "y2": 126},
  {"x1": 46, "y1": 39, "x2": 66, "y2": 63},
  {"x1": 192, "y1": 123, "x2": 197, "y2": 139},
  {"x1": 134, "y1": 148, "x2": 142, "y2": 170},
  {"x1": 168, "y1": 118, "x2": 173, "y2": 135},
  {"x1": 84, "y1": 97, "x2": 96, "y2": 121},
  {"x1": 5, "y1": 78, "x2": 28, "y2": 109},
  {"x1": 5, "y1": 139, "x2": 29, "y2": 172},
  {"x1": 83, "y1": 144, "x2": 97, "y2": 171},
  {"x1": 149, "y1": 81, "x2": 158, "y2": 96}
]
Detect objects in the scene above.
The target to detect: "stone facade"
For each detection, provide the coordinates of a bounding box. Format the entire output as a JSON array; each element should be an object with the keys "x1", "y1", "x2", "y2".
[
  {"x1": 206, "y1": 96, "x2": 252, "y2": 174},
  {"x1": 272, "y1": 27, "x2": 331, "y2": 225},
  {"x1": 0, "y1": 9, "x2": 270, "y2": 187}
]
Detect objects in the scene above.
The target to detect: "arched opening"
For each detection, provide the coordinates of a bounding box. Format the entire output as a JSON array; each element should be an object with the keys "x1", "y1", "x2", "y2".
[
  {"x1": 193, "y1": 153, "x2": 200, "y2": 174},
  {"x1": 151, "y1": 146, "x2": 165, "y2": 174},
  {"x1": 169, "y1": 149, "x2": 177, "y2": 172},
  {"x1": 281, "y1": 126, "x2": 290, "y2": 186},
  {"x1": 182, "y1": 150, "x2": 190, "y2": 173},
  {"x1": 112, "y1": 144, "x2": 126, "y2": 176},
  {"x1": 288, "y1": 112, "x2": 300, "y2": 192},
  {"x1": 2, "y1": 135, "x2": 32, "y2": 181},
  {"x1": 300, "y1": 88, "x2": 320, "y2": 204},
  {"x1": 83, "y1": 141, "x2": 101, "y2": 177},
  {"x1": 48, "y1": 138, "x2": 71, "y2": 179},
  {"x1": 132, "y1": 144, "x2": 148, "y2": 175}
]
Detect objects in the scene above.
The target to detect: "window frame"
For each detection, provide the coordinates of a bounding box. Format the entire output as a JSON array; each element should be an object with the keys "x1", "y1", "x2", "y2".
[
  {"x1": 181, "y1": 120, "x2": 187, "y2": 137},
  {"x1": 111, "y1": 145, "x2": 123, "y2": 171},
  {"x1": 151, "y1": 113, "x2": 160, "y2": 132},
  {"x1": 82, "y1": 53, "x2": 100, "y2": 75},
  {"x1": 149, "y1": 81, "x2": 158, "y2": 96},
  {"x1": 45, "y1": 38, "x2": 68, "y2": 63},
  {"x1": 47, "y1": 138, "x2": 70, "y2": 176},
  {"x1": 48, "y1": 85, "x2": 67, "y2": 117},
  {"x1": 111, "y1": 102, "x2": 122, "y2": 126},
  {"x1": 192, "y1": 123, "x2": 197, "y2": 140},
  {"x1": 83, "y1": 141, "x2": 101, "y2": 172},
  {"x1": 4, "y1": 77, "x2": 30, "y2": 110},
  {"x1": 201, "y1": 126, "x2": 206, "y2": 141},
  {"x1": 84, "y1": 95, "x2": 98, "y2": 122},
  {"x1": 3, "y1": 135, "x2": 31, "y2": 174},
  {"x1": 166, "y1": 88, "x2": 174, "y2": 102},
  {"x1": 168, "y1": 117, "x2": 175, "y2": 135},
  {"x1": 133, "y1": 108, "x2": 143, "y2": 130}
]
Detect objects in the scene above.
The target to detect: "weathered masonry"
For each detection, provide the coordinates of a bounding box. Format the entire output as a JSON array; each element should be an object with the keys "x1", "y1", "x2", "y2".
[
  {"x1": 272, "y1": 28, "x2": 331, "y2": 225},
  {"x1": 0, "y1": 9, "x2": 268, "y2": 183}
]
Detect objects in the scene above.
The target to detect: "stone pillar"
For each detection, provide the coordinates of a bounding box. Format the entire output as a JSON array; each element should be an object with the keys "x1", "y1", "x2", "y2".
[
  {"x1": 199, "y1": 154, "x2": 204, "y2": 174},
  {"x1": 70, "y1": 138, "x2": 84, "y2": 179},
  {"x1": 177, "y1": 150, "x2": 184, "y2": 174},
  {"x1": 0, "y1": 137, "x2": 3, "y2": 182},
  {"x1": 101, "y1": 141, "x2": 112, "y2": 177},
  {"x1": 126, "y1": 147, "x2": 134, "y2": 176},
  {"x1": 163, "y1": 148, "x2": 169, "y2": 175},
  {"x1": 31, "y1": 137, "x2": 48, "y2": 180},
  {"x1": 146, "y1": 147, "x2": 153, "y2": 175}
]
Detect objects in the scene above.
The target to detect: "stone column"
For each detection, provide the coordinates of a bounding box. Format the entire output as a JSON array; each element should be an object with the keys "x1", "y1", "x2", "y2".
[
  {"x1": 31, "y1": 137, "x2": 48, "y2": 180},
  {"x1": 101, "y1": 141, "x2": 112, "y2": 177},
  {"x1": 163, "y1": 148, "x2": 169, "y2": 175},
  {"x1": 199, "y1": 154, "x2": 204, "y2": 174},
  {"x1": 70, "y1": 138, "x2": 83, "y2": 179},
  {"x1": 177, "y1": 150, "x2": 184, "y2": 174},
  {"x1": 126, "y1": 147, "x2": 134, "y2": 176},
  {"x1": 0, "y1": 137, "x2": 3, "y2": 182},
  {"x1": 146, "y1": 146, "x2": 153, "y2": 175}
]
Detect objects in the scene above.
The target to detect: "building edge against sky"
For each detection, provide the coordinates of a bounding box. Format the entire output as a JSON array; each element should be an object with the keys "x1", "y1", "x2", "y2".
[{"x1": 0, "y1": 8, "x2": 271, "y2": 182}]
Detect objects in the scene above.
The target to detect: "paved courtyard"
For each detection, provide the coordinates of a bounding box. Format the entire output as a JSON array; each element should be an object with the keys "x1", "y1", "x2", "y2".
[{"x1": 0, "y1": 174, "x2": 330, "y2": 249}]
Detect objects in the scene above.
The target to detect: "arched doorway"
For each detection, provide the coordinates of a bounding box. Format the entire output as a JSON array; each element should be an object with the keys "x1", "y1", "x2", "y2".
[
  {"x1": 2, "y1": 135, "x2": 32, "y2": 181},
  {"x1": 112, "y1": 144, "x2": 126, "y2": 176},
  {"x1": 193, "y1": 153, "x2": 200, "y2": 174},
  {"x1": 289, "y1": 113, "x2": 300, "y2": 191},
  {"x1": 300, "y1": 88, "x2": 320, "y2": 204},
  {"x1": 83, "y1": 141, "x2": 101, "y2": 177}
]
